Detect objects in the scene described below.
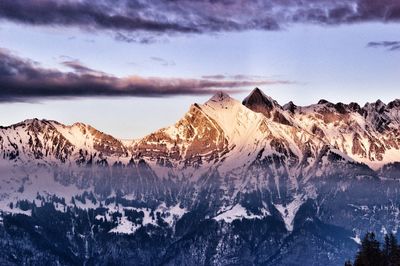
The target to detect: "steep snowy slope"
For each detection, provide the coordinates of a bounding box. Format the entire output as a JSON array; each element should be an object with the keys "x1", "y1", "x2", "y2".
[
  {"x1": 129, "y1": 90, "x2": 377, "y2": 205},
  {"x1": 0, "y1": 119, "x2": 133, "y2": 213},
  {"x1": 3, "y1": 89, "x2": 396, "y2": 178},
  {"x1": 282, "y1": 98, "x2": 400, "y2": 170},
  {"x1": 1, "y1": 89, "x2": 397, "y2": 198},
  {"x1": 0, "y1": 118, "x2": 129, "y2": 166}
]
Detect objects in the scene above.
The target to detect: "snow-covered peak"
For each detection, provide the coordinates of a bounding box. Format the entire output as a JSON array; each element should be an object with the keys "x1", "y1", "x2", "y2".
[
  {"x1": 11, "y1": 118, "x2": 57, "y2": 128},
  {"x1": 0, "y1": 118, "x2": 128, "y2": 166},
  {"x1": 200, "y1": 92, "x2": 244, "y2": 130},
  {"x1": 2, "y1": 91, "x2": 400, "y2": 183},
  {"x1": 201, "y1": 91, "x2": 264, "y2": 143},
  {"x1": 205, "y1": 91, "x2": 234, "y2": 106},
  {"x1": 21, "y1": 118, "x2": 42, "y2": 124},
  {"x1": 71, "y1": 122, "x2": 87, "y2": 128}
]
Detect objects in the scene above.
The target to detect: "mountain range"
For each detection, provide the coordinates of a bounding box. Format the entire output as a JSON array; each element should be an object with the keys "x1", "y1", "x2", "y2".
[{"x1": 0, "y1": 88, "x2": 400, "y2": 265}]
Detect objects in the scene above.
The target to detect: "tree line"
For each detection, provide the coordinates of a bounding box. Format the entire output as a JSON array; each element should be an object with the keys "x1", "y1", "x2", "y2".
[{"x1": 345, "y1": 232, "x2": 400, "y2": 266}]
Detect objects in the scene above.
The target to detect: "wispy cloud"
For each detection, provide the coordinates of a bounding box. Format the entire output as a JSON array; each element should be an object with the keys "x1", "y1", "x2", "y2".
[
  {"x1": 1, "y1": 0, "x2": 400, "y2": 42},
  {"x1": 150, "y1": 57, "x2": 175, "y2": 67},
  {"x1": 202, "y1": 74, "x2": 278, "y2": 81},
  {"x1": 201, "y1": 75, "x2": 227, "y2": 80},
  {"x1": 114, "y1": 32, "x2": 157, "y2": 44},
  {"x1": 367, "y1": 41, "x2": 400, "y2": 51},
  {"x1": 61, "y1": 59, "x2": 106, "y2": 75},
  {"x1": 0, "y1": 48, "x2": 291, "y2": 102}
]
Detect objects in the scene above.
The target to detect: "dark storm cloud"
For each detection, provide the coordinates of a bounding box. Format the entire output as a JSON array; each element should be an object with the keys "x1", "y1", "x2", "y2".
[
  {"x1": 367, "y1": 41, "x2": 400, "y2": 51},
  {"x1": 0, "y1": 49, "x2": 289, "y2": 102},
  {"x1": 0, "y1": 0, "x2": 198, "y2": 33},
  {"x1": 1, "y1": 0, "x2": 400, "y2": 40}
]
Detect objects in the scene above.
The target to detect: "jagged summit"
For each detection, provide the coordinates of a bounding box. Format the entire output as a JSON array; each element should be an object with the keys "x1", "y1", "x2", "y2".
[
  {"x1": 283, "y1": 101, "x2": 297, "y2": 113},
  {"x1": 388, "y1": 99, "x2": 400, "y2": 109},
  {"x1": 242, "y1": 88, "x2": 293, "y2": 125},
  {"x1": 364, "y1": 99, "x2": 386, "y2": 113},
  {"x1": 22, "y1": 118, "x2": 42, "y2": 123},
  {"x1": 2, "y1": 118, "x2": 58, "y2": 130},
  {"x1": 133, "y1": 88, "x2": 400, "y2": 171},
  {"x1": 243, "y1": 87, "x2": 279, "y2": 108},
  {"x1": 207, "y1": 91, "x2": 231, "y2": 103},
  {"x1": 242, "y1": 88, "x2": 281, "y2": 118},
  {"x1": 21, "y1": 118, "x2": 55, "y2": 125},
  {"x1": 317, "y1": 99, "x2": 333, "y2": 105},
  {"x1": 1, "y1": 88, "x2": 400, "y2": 173},
  {"x1": 204, "y1": 91, "x2": 239, "y2": 111},
  {"x1": 11, "y1": 119, "x2": 106, "y2": 136}
]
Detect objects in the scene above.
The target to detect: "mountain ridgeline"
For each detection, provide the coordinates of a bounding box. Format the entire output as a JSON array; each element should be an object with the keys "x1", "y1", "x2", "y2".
[{"x1": 0, "y1": 88, "x2": 400, "y2": 265}]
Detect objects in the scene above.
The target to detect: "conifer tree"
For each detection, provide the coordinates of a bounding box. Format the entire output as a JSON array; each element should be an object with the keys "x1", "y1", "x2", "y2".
[
  {"x1": 387, "y1": 233, "x2": 400, "y2": 266},
  {"x1": 354, "y1": 232, "x2": 384, "y2": 266},
  {"x1": 350, "y1": 232, "x2": 400, "y2": 266}
]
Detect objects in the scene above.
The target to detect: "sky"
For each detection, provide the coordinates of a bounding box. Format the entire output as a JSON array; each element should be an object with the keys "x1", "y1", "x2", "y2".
[{"x1": 0, "y1": 0, "x2": 399, "y2": 139}]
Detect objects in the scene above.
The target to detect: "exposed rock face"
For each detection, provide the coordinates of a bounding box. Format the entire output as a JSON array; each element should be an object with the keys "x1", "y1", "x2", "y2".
[
  {"x1": 1, "y1": 89, "x2": 399, "y2": 182},
  {"x1": 242, "y1": 88, "x2": 281, "y2": 118},
  {"x1": 133, "y1": 103, "x2": 229, "y2": 168},
  {"x1": 0, "y1": 119, "x2": 127, "y2": 166},
  {"x1": 0, "y1": 89, "x2": 399, "y2": 265},
  {"x1": 276, "y1": 96, "x2": 400, "y2": 170},
  {"x1": 0, "y1": 119, "x2": 73, "y2": 162},
  {"x1": 283, "y1": 101, "x2": 297, "y2": 113}
]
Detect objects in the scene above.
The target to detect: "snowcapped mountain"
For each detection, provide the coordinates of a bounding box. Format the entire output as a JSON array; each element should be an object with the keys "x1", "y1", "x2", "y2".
[
  {"x1": 1, "y1": 88, "x2": 399, "y2": 211},
  {"x1": 132, "y1": 88, "x2": 397, "y2": 187},
  {"x1": 0, "y1": 88, "x2": 399, "y2": 265},
  {"x1": 282, "y1": 97, "x2": 400, "y2": 170},
  {"x1": 0, "y1": 118, "x2": 128, "y2": 165},
  {"x1": 2, "y1": 89, "x2": 398, "y2": 176}
]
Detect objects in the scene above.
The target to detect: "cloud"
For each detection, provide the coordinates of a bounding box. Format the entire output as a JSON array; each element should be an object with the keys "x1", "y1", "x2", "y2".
[
  {"x1": 367, "y1": 41, "x2": 400, "y2": 51},
  {"x1": 150, "y1": 57, "x2": 175, "y2": 67},
  {"x1": 202, "y1": 74, "x2": 279, "y2": 81},
  {"x1": 1, "y1": 0, "x2": 400, "y2": 41},
  {"x1": 114, "y1": 32, "x2": 157, "y2": 44},
  {"x1": 61, "y1": 59, "x2": 106, "y2": 75},
  {"x1": 0, "y1": 0, "x2": 198, "y2": 34},
  {"x1": 0, "y1": 48, "x2": 290, "y2": 102},
  {"x1": 201, "y1": 75, "x2": 227, "y2": 80}
]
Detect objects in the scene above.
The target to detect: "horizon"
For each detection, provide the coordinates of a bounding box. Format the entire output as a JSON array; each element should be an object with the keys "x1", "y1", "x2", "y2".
[{"x1": 1, "y1": 87, "x2": 399, "y2": 140}]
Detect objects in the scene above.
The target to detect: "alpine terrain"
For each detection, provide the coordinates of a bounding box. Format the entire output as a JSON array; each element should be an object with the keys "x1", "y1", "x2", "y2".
[{"x1": 1, "y1": 88, "x2": 400, "y2": 265}]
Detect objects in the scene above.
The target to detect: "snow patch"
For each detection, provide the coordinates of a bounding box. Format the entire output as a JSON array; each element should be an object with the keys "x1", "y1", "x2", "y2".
[
  {"x1": 274, "y1": 195, "x2": 304, "y2": 232},
  {"x1": 109, "y1": 216, "x2": 141, "y2": 235},
  {"x1": 213, "y1": 204, "x2": 267, "y2": 223},
  {"x1": 351, "y1": 234, "x2": 361, "y2": 245}
]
